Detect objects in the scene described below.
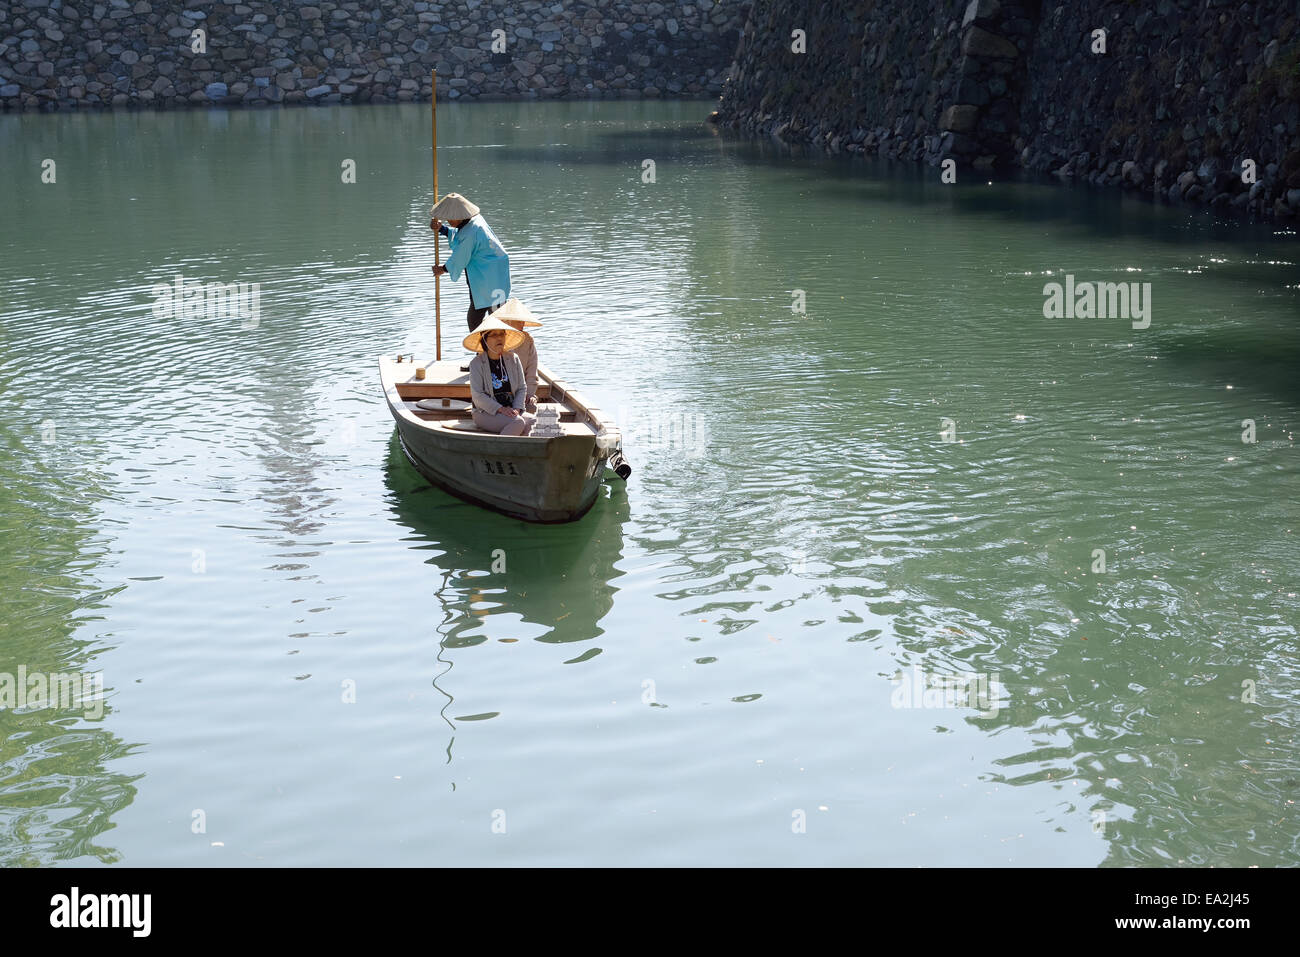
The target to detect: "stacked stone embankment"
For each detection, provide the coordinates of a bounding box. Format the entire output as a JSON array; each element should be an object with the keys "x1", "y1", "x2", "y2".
[
  {"x1": 1, "y1": 0, "x2": 744, "y2": 110},
  {"x1": 716, "y1": 0, "x2": 1300, "y2": 219}
]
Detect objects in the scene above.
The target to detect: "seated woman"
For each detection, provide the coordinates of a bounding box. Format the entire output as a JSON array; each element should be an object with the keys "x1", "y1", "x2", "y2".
[
  {"x1": 466, "y1": 317, "x2": 535, "y2": 436},
  {"x1": 492, "y1": 297, "x2": 543, "y2": 412}
]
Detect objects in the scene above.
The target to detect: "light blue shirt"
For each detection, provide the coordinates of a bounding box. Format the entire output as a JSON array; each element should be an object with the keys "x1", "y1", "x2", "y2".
[{"x1": 440, "y1": 215, "x2": 510, "y2": 310}]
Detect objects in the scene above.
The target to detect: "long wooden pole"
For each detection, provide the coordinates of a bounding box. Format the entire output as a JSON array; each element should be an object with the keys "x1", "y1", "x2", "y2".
[{"x1": 432, "y1": 69, "x2": 441, "y2": 361}]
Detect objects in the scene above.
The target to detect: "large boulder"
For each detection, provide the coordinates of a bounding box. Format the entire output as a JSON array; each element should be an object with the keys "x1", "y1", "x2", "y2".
[
  {"x1": 961, "y1": 26, "x2": 1019, "y2": 59},
  {"x1": 941, "y1": 104, "x2": 980, "y2": 132}
]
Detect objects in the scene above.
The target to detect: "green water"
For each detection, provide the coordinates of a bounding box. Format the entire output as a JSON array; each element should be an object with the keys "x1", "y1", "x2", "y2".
[{"x1": 1, "y1": 100, "x2": 1297, "y2": 866}]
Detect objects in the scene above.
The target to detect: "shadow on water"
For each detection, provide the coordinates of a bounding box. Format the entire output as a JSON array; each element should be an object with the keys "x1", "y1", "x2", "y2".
[
  {"x1": 713, "y1": 131, "x2": 1300, "y2": 255},
  {"x1": 704, "y1": 130, "x2": 1300, "y2": 407},
  {"x1": 381, "y1": 432, "x2": 630, "y2": 649},
  {"x1": 1155, "y1": 329, "x2": 1300, "y2": 404},
  {"x1": 483, "y1": 125, "x2": 719, "y2": 168}
]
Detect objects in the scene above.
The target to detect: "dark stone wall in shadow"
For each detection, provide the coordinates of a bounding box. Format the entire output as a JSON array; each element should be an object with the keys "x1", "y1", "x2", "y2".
[{"x1": 716, "y1": 0, "x2": 1300, "y2": 219}]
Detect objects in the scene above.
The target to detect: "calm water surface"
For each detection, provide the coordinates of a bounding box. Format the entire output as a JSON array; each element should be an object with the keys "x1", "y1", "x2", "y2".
[{"x1": 1, "y1": 100, "x2": 1297, "y2": 866}]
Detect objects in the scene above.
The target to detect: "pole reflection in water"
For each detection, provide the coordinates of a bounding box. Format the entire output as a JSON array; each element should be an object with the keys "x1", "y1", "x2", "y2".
[{"x1": 381, "y1": 433, "x2": 629, "y2": 766}]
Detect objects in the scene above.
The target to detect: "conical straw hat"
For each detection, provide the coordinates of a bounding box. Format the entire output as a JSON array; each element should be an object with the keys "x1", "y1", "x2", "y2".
[
  {"x1": 492, "y1": 297, "x2": 543, "y2": 328},
  {"x1": 463, "y1": 316, "x2": 526, "y2": 353},
  {"x1": 430, "y1": 192, "x2": 480, "y2": 220}
]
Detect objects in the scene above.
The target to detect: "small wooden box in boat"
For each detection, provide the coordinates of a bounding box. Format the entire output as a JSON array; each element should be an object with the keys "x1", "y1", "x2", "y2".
[{"x1": 380, "y1": 357, "x2": 622, "y2": 523}]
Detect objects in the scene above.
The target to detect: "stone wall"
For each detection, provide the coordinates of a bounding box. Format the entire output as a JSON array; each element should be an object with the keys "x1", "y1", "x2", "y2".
[
  {"x1": 0, "y1": 0, "x2": 744, "y2": 110},
  {"x1": 716, "y1": 0, "x2": 1300, "y2": 219}
]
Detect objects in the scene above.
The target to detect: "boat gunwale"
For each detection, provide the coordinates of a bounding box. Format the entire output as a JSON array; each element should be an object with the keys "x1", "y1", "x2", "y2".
[{"x1": 380, "y1": 357, "x2": 620, "y2": 448}]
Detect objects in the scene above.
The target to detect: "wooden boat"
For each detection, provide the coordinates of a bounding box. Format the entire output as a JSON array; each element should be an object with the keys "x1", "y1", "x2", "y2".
[
  {"x1": 380, "y1": 355, "x2": 624, "y2": 523},
  {"x1": 381, "y1": 72, "x2": 626, "y2": 522}
]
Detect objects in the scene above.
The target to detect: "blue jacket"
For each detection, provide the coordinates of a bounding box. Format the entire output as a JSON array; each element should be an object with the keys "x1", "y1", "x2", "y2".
[{"x1": 439, "y1": 215, "x2": 510, "y2": 310}]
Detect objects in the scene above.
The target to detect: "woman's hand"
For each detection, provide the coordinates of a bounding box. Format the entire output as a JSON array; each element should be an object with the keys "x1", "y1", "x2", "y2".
[
  {"x1": 431, "y1": 218, "x2": 442, "y2": 231},
  {"x1": 500, "y1": 407, "x2": 520, "y2": 418},
  {"x1": 431, "y1": 264, "x2": 447, "y2": 276}
]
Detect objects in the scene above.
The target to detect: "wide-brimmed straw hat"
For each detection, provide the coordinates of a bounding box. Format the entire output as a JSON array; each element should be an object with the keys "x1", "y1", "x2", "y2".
[
  {"x1": 430, "y1": 192, "x2": 480, "y2": 220},
  {"x1": 463, "y1": 316, "x2": 525, "y2": 353},
  {"x1": 492, "y1": 297, "x2": 543, "y2": 328}
]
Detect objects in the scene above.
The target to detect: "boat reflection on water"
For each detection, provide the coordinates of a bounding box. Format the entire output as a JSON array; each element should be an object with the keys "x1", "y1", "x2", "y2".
[{"x1": 382, "y1": 432, "x2": 629, "y2": 649}]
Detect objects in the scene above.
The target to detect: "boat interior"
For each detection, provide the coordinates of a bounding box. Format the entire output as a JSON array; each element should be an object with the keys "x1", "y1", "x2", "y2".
[{"x1": 385, "y1": 357, "x2": 603, "y2": 437}]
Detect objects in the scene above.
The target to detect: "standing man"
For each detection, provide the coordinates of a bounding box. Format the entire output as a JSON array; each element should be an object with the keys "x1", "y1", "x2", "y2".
[{"x1": 430, "y1": 192, "x2": 511, "y2": 331}]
